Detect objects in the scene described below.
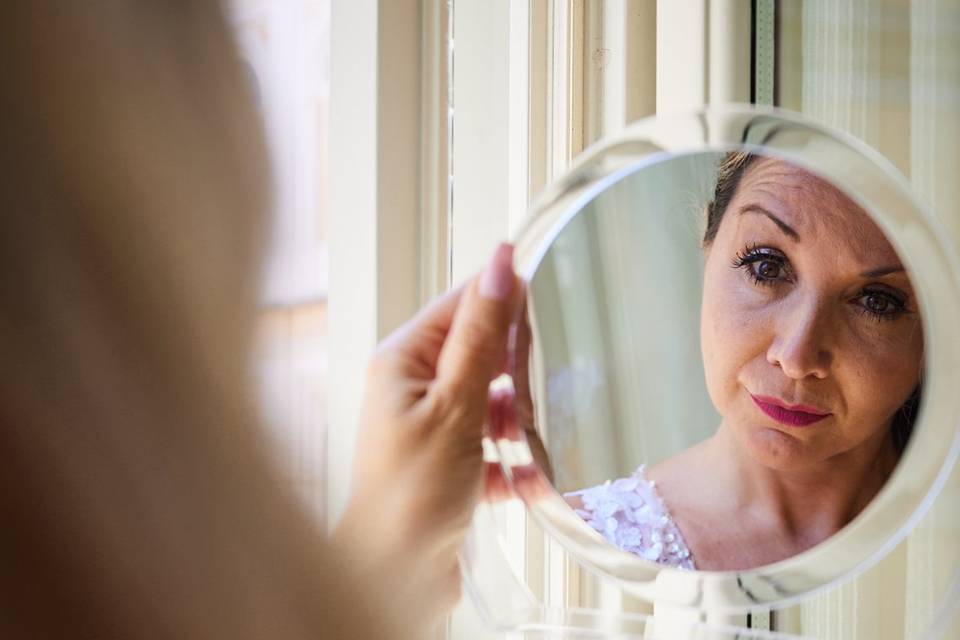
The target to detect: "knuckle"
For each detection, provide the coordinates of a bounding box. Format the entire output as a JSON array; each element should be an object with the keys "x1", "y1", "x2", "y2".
[
  {"x1": 422, "y1": 383, "x2": 460, "y2": 422},
  {"x1": 421, "y1": 383, "x2": 485, "y2": 438},
  {"x1": 426, "y1": 386, "x2": 480, "y2": 439},
  {"x1": 456, "y1": 319, "x2": 499, "y2": 363}
]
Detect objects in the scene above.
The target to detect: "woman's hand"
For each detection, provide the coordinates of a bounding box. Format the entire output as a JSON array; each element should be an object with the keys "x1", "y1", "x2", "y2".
[{"x1": 334, "y1": 244, "x2": 521, "y2": 625}]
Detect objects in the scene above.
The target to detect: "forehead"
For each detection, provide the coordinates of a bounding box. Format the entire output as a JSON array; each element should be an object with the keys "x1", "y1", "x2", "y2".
[{"x1": 730, "y1": 157, "x2": 899, "y2": 262}]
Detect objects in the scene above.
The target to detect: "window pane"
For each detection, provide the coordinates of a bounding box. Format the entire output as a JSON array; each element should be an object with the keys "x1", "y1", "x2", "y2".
[{"x1": 231, "y1": 0, "x2": 330, "y2": 522}]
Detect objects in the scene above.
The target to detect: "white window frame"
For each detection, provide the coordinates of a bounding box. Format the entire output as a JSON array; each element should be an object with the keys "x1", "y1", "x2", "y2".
[
  {"x1": 328, "y1": 0, "x2": 729, "y2": 635},
  {"x1": 328, "y1": 0, "x2": 426, "y2": 525},
  {"x1": 329, "y1": 2, "x2": 960, "y2": 638}
]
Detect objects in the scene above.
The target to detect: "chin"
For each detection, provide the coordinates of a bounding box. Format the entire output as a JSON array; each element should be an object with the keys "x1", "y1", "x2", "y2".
[{"x1": 742, "y1": 426, "x2": 823, "y2": 471}]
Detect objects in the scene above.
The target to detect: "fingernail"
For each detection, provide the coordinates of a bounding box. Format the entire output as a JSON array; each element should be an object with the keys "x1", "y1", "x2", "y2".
[{"x1": 479, "y1": 243, "x2": 515, "y2": 300}]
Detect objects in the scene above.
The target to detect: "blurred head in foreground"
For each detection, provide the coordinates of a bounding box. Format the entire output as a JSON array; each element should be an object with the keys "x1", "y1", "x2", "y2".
[{"x1": 0, "y1": 3, "x2": 396, "y2": 638}]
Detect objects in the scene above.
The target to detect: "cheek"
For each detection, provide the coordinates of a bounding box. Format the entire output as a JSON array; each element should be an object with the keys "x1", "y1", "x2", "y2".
[
  {"x1": 837, "y1": 318, "x2": 923, "y2": 428},
  {"x1": 700, "y1": 265, "x2": 769, "y2": 412}
]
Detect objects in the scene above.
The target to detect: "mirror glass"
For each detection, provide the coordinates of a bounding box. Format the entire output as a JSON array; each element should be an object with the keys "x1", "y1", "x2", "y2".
[
  {"x1": 469, "y1": 108, "x2": 960, "y2": 637},
  {"x1": 510, "y1": 148, "x2": 927, "y2": 574}
]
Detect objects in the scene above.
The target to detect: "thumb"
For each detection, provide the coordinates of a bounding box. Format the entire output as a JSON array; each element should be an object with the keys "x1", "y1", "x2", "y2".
[{"x1": 434, "y1": 243, "x2": 520, "y2": 402}]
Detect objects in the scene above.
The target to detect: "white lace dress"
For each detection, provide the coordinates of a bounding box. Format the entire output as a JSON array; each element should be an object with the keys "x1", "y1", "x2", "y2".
[{"x1": 564, "y1": 465, "x2": 695, "y2": 570}]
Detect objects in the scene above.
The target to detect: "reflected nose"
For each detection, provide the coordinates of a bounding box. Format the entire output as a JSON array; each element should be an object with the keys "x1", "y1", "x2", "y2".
[{"x1": 766, "y1": 296, "x2": 833, "y2": 380}]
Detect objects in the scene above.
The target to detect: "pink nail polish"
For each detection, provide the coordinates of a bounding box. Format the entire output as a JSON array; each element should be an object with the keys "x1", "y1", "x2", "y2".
[{"x1": 479, "y1": 243, "x2": 515, "y2": 300}]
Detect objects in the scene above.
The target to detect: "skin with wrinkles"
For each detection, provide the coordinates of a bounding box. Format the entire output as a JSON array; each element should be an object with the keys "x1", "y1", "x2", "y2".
[{"x1": 649, "y1": 157, "x2": 923, "y2": 570}]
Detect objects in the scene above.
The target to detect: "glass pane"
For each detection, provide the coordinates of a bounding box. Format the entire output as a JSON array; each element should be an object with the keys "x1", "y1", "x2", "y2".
[
  {"x1": 231, "y1": 0, "x2": 330, "y2": 523},
  {"x1": 773, "y1": 3, "x2": 960, "y2": 637}
]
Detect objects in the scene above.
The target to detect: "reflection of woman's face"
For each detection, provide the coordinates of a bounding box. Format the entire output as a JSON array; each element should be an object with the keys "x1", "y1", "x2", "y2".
[{"x1": 700, "y1": 158, "x2": 923, "y2": 471}]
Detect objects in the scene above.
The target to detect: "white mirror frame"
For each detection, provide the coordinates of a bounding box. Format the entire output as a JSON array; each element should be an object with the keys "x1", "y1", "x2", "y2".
[{"x1": 493, "y1": 105, "x2": 960, "y2": 613}]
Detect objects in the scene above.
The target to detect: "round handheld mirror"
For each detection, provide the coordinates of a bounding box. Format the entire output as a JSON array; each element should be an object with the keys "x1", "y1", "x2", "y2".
[{"x1": 491, "y1": 106, "x2": 960, "y2": 616}]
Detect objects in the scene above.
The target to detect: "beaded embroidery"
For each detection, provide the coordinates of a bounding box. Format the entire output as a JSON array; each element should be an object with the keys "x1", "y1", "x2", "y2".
[{"x1": 564, "y1": 465, "x2": 695, "y2": 570}]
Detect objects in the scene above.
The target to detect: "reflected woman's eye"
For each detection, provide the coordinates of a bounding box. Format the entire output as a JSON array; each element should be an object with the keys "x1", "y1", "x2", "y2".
[
  {"x1": 853, "y1": 288, "x2": 908, "y2": 322},
  {"x1": 731, "y1": 244, "x2": 792, "y2": 287}
]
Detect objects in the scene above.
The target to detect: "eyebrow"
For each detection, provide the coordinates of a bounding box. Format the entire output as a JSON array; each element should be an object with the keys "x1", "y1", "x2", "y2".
[
  {"x1": 739, "y1": 204, "x2": 906, "y2": 279},
  {"x1": 738, "y1": 204, "x2": 800, "y2": 241},
  {"x1": 861, "y1": 265, "x2": 905, "y2": 278}
]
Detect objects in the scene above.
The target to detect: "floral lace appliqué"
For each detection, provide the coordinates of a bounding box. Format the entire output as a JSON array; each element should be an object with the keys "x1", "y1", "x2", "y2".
[{"x1": 564, "y1": 465, "x2": 695, "y2": 570}]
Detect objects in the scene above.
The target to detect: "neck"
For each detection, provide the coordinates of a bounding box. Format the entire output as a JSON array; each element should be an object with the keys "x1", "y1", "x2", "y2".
[{"x1": 707, "y1": 422, "x2": 899, "y2": 542}]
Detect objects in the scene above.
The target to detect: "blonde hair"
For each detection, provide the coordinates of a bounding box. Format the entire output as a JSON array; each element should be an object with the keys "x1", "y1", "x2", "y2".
[{"x1": 0, "y1": 3, "x2": 393, "y2": 637}]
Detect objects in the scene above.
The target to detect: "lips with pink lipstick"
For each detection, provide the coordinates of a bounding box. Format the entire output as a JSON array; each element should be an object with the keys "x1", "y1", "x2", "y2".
[{"x1": 750, "y1": 394, "x2": 832, "y2": 427}]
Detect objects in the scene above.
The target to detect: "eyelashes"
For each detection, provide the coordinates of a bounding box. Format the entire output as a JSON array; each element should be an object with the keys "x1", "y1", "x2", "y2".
[
  {"x1": 730, "y1": 243, "x2": 910, "y2": 322},
  {"x1": 731, "y1": 243, "x2": 793, "y2": 286},
  {"x1": 852, "y1": 290, "x2": 909, "y2": 322}
]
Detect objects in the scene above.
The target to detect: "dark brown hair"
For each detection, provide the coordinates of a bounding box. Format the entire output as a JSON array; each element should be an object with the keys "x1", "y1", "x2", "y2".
[
  {"x1": 703, "y1": 151, "x2": 760, "y2": 247},
  {"x1": 703, "y1": 151, "x2": 920, "y2": 453}
]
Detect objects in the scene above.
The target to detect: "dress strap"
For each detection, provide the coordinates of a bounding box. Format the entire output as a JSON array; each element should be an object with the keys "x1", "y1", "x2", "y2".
[{"x1": 564, "y1": 465, "x2": 695, "y2": 570}]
